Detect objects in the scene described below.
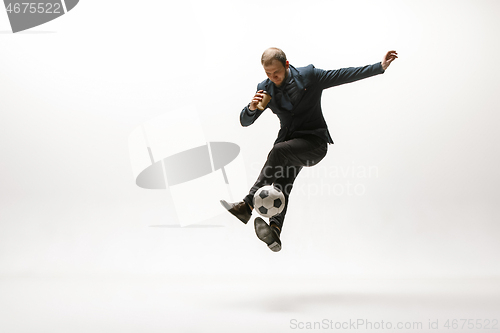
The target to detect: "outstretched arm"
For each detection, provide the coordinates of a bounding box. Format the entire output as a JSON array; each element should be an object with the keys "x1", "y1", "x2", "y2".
[{"x1": 314, "y1": 50, "x2": 398, "y2": 89}]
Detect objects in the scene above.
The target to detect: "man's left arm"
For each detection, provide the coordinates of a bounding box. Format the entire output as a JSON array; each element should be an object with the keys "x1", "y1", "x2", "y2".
[
  {"x1": 381, "y1": 50, "x2": 398, "y2": 71},
  {"x1": 315, "y1": 50, "x2": 398, "y2": 89}
]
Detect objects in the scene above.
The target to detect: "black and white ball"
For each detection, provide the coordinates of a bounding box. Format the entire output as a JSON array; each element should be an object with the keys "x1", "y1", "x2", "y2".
[{"x1": 253, "y1": 185, "x2": 285, "y2": 218}]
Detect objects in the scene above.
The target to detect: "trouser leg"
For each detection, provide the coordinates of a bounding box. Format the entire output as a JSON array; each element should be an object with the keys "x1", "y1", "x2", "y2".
[
  {"x1": 270, "y1": 165, "x2": 302, "y2": 231},
  {"x1": 243, "y1": 135, "x2": 328, "y2": 228}
]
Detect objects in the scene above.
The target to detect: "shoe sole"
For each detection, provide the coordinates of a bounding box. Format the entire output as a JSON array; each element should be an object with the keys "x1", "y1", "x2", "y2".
[
  {"x1": 254, "y1": 217, "x2": 281, "y2": 252},
  {"x1": 220, "y1": 200, "x2": 249, "y2": 224}
]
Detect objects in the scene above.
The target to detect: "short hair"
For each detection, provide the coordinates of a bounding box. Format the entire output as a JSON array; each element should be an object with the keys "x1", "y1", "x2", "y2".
[{"x1": 261, "y1": 47, "x2": 287, "y2": 68}]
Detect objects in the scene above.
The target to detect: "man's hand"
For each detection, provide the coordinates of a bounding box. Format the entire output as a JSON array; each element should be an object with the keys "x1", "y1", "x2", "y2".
[
  {"x1": 381, "y1": 50, "x2": 398, "y2": 71},
  {"x1": 249, "y1": 90, "x2": 265, "y2": 111}
]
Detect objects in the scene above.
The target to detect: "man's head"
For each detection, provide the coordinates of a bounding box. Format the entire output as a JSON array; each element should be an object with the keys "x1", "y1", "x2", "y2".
[{"x1": 261, "y1": 47, "x2": 289, "y2": 87}]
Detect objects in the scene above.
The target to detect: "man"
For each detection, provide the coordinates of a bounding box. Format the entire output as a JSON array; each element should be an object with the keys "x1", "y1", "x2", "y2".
[{"x1": 221, "y1": 47, "x2": 398, "y2": 252}]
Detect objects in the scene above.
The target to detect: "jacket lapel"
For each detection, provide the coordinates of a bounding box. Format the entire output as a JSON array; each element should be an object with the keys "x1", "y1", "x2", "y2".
[{"x1": 290, "y1": 65, "x2": 305, "y2": 91}]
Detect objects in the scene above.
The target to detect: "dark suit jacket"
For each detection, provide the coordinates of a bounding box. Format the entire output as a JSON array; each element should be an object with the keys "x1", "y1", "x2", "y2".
[{"x1": 240, "y1": 62, "x2": 385, "y2": 145}]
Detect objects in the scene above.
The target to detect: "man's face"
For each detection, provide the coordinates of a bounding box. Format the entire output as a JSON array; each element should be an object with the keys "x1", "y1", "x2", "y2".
[{"x1": 264, "y1": 60, "x2": 289, "y2": 87}]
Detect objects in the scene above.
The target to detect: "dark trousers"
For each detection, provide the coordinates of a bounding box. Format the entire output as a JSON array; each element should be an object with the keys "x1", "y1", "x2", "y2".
[{"x1": 243, "y1": 135, "x2": 328, "y2": 230}]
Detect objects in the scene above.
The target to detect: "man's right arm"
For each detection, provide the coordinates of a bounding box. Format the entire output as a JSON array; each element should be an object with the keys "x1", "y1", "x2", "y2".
[{"x1": 240, "y1": 89, "x2": 266, "y2": 127}]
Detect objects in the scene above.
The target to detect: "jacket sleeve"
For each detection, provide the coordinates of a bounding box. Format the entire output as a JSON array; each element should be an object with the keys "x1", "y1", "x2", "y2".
[
  {"x1": 240, "y1": 105, "x2": 265, "y2": 127},
  {"x1": 239, "y1": 83, "x2": 267, "y2": 127},
  {"x1": 314, "y1": 62, "x2": 385, "y2": 90}
]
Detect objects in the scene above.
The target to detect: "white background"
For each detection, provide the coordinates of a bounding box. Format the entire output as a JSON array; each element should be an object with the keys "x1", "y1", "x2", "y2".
[{"x1": 1, "y1": 0, "x2": 499, "y2": 332}]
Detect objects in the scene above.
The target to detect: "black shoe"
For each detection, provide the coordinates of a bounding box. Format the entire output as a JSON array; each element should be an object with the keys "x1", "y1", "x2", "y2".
[
  {"x1": 220, "y1": 200, "x2": 252, "y2": 224},
  {"x1": 254, "y1": 217, "x2": 282, "y2": 252}
]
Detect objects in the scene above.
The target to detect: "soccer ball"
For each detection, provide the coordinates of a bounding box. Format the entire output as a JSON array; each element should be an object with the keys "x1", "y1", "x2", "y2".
[{"x1": 253, "y1": 185, "x2": 285, "y2": 218}]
